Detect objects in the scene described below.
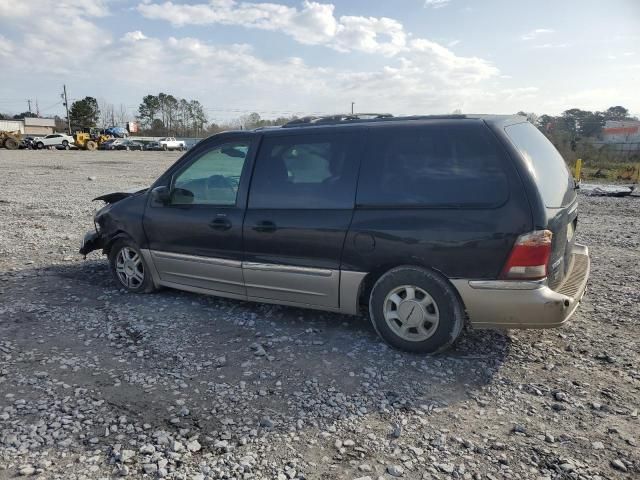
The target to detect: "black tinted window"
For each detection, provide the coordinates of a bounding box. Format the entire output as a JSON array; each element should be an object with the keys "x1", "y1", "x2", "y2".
[
  {"x1": 249, "y1": 133, "x2": 360, "y2": 209},
  {"x1": 357, "y1": 123, "x2": 509, "y2": 207},
  {"x1": 505, "y1": 122, "x2": 574, "y2": 208}
]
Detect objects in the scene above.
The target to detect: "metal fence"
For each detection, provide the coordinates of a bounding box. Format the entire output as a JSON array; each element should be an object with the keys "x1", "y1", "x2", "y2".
[{"x1": 581, "y1": 142, "x2": 640, "y2": 163}]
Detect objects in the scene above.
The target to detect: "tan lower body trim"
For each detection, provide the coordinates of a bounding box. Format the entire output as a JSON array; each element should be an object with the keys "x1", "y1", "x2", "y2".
[
  {"x1": 141, "y1": 249, "x2": 366, "y2": 315},
  {"x1": 451, "y1": 244, "x2": 590, "y2": 329}
]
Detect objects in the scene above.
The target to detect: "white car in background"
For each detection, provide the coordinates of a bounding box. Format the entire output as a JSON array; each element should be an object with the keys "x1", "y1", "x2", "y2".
[
  {"x1": 34, "y1": 133, "x2": 75, "y2": 149},
  {"x1": 158, "y1": 137, "x2": 186, "y2": 151}
]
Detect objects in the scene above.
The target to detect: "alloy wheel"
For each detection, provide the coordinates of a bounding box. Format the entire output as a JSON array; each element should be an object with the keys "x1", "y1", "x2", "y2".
[
  {"x1": 383, "y1": 285, "x2": 440, "y2": 341},
  {"x1": 115, "y1": 247, "x2": 145, "y2": 289}
]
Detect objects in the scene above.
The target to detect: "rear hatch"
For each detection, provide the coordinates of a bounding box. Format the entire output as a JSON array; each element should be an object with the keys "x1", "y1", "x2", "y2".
[{"x1": 504, "y1": 122, "x2": 577, "y2": 287}]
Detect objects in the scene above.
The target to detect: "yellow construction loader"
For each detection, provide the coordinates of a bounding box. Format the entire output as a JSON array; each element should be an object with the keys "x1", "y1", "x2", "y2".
[
  {"x1": 73, "y1": 130, "x2": 112, "y2": 151},
  {"x1": 0, "y1": 131, "x2": 22, "y2": 150}
]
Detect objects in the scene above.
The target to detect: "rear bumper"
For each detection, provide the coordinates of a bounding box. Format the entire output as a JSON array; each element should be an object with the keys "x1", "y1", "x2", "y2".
[{"x1": 451, "y1": 243, "x2": 590, "y2": 329}]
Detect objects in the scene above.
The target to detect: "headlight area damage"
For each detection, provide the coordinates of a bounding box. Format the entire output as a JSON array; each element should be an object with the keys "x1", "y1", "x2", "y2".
[
  {"x1": 79, "y1": 187, "x2": 148, "y2": 257},
  {"x1": 79, "y1": 230, "x2": 104, "y2": 257}
]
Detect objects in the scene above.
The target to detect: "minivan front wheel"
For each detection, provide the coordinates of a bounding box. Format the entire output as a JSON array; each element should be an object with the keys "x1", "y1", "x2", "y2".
[
  {"x1": 369, "y1": 267, "x2": 464, "y2": 354},
  {"x1": 108, "y1": 240, "x2": 155, "y2": 293}
]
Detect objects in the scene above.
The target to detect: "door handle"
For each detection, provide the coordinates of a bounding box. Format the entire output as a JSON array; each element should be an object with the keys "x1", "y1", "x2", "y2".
[
  {"x1": 253, "y1": 220, "x2": 276, "y2": 232},
  {"x1": 209, "y1": 218, "x2": 232, "y2": 231}
]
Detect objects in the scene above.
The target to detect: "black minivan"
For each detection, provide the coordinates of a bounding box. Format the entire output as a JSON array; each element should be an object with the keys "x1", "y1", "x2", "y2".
[{"x1": 80, "y1": 115, "x2": 590, "y2": 353}]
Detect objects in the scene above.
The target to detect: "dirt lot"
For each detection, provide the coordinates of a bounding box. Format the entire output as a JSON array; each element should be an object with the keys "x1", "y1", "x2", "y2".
[{"x1": 0, "y1": 150, "x2": 638, "y2": 480}]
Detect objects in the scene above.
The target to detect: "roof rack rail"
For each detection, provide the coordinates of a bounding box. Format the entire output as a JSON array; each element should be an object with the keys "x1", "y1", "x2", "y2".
[
  {"x1": 281, "y1": 113, "x2": 470, "y2": 128},
  {"x1": 282, "y1": 113, "x2": 393, "y2": 128}
]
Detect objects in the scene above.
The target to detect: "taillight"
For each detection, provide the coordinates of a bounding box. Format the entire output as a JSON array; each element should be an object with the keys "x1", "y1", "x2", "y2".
[{"x1": 500, "y1": 230, "x2": 552, "y2": 280}]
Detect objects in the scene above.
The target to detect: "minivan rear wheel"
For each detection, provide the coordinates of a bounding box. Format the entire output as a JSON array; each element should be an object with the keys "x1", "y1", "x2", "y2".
[
  {"x1": 369, "y1": 266, "x2": 464, "y2": 354},
  {"x1": 108, "y1": 239, "x2": 156, "y2": 293}
]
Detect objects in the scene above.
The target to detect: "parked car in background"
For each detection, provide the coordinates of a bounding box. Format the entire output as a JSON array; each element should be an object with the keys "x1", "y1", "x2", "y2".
[
  {"x1": 19, "y1": 137, "x2": 35, "y2": 149},
  {"x1": 144, "y1": 141, "x2": 163, "y2": 151},
  {"x1": 158, "y1": 137, "x2": 186, "y2": 151},
  {"x1": 34, "y1": 133, "x2": 75, "y2": 149},
  {"x1": 113, "y1": 139, "x2": 145, "y2": 151},
  {"x1": 99, "y1": 139, "x2": 126, "y2": 150},
  {"x1": 79, "y1": 114, "x2": 590, "y2": 353}
]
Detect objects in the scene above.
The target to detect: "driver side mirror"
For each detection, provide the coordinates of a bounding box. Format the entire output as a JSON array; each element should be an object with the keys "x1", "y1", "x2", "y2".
[{"x1": 150, "y1": 185, "x2": 171, "y2": 205}]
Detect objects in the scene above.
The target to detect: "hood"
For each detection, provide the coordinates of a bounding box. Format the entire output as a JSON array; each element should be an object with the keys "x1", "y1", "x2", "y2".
[{"x1": 93, "y1": 187, "x2": 148, "y2": 204}]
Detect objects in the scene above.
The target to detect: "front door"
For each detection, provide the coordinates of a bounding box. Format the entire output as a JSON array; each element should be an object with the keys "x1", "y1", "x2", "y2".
[
  {"x1": 242, "y1": 130, "x2": 363, "y2": 308},
  {"x1": 143, "y1": 136, "x2": 256, "y2": 297}
]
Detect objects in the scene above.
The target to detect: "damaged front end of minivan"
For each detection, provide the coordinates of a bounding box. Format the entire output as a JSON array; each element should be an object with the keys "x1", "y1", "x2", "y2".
[{"x1": 79, "y1": 187, "x2": 148, "y2": 257}]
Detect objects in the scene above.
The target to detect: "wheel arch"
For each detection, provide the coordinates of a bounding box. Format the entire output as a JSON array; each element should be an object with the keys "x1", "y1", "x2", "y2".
[
  {"x1": 102, "y1": 231, "x2": 136, "y2": 256},
  {"x1": 358, "y1": 263, "x2": 468, "y2": 321}
]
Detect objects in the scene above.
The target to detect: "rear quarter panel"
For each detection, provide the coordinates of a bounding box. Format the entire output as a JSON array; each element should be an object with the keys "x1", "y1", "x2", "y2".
[
  {"x1": 341, "y1": 121, "x2": 533, "y2": 280},
  {"x1": 488, "y1": 119, "x2": 579, "y2": 286}
]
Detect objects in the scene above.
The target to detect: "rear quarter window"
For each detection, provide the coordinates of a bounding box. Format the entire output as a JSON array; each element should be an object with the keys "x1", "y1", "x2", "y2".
[
  {"x1": 357, "y1": 123, "x2": 509, "y2": 208},
  {"x1": 504, "y1": 122, "x2": 575, "y2": 208}
]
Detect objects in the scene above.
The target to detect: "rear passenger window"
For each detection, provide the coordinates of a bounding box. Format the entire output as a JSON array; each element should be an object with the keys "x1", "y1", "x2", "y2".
[
  {"x1": 357, "y1": 123, "x2": 509, "y2": 207},
  {"x1": 249, "y1": 133, "x2": 360, "y2": 209},
  {"x1": 504, "y1": 122, "x2": 574, "y2": 208}
]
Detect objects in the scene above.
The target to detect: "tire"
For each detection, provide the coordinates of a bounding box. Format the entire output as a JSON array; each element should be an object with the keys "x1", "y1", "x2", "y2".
[
  {"x1": 162, "y1": 145, "x2": 168, "y2": 151},
  {"x1": 4, "y1": 138, "x2": 19, "y2": 150},
  {"x1": 85, "y1": 140, "x2": 97, "y2": 151},
  {"x1": 61, "y1": 140, "x2": 69, "y2": 148},
  {"x1": 108, "y1": 239, "x2": 156, "y2": 293},
  {"x1": 36, "y1": 142, "x2": 44, "y2": 149},
  {"x1": 369, "y1": 266, "x2": 464, "y2": 354}
]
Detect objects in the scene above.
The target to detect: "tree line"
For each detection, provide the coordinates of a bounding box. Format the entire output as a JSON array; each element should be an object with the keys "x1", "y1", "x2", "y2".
[
  {"x1": 519, "y1": 105, "x2": 635, "y2": 138},
  {"x1": 2, "y1": 98, "x2": 635, "y2": 153},
  {"x1": 517, "y1": 105, "x2": 638, "y2": 165},
  {"x1": 137, "y1": 93, "x2": 208, "y2": 137}
]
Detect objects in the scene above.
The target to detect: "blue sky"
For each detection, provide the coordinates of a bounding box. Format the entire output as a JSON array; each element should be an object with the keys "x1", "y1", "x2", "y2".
[{"x1": 0, "y1": 0, "x2": 638, "y2": 123}]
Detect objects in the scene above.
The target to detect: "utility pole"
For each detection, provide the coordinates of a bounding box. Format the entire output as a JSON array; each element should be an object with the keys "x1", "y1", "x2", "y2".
[
  {"x1": 27, "y1": 99, "x2": 32, "y2": 114},
  {"x1": 62, "y1": 85, "x2": 71, "y2": 134},
  {"x1": 351, "y1": 102, "x2": 355, "y2": 115},
  {"x1": 35, "y1": 99, "x2": 40, "y2": 117}
]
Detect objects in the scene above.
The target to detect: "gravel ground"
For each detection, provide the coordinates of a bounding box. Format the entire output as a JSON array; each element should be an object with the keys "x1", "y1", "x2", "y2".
[{"x1": 0, "y1": 150, "x2": 638, "y2": 480}]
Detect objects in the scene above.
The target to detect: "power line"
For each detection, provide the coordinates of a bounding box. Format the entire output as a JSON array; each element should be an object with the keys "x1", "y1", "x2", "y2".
[{"x1": 39, "y1": 100, "x2": 63, "y2": 112}]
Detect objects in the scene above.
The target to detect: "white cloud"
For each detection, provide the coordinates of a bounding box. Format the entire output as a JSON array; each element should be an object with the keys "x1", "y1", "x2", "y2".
[
  {"x1": 521, "y1": 28, "x2": 554, "y2": 41},
  {"x1": 136, "y1": 0, "x2": 496, "y2": 82},
  {"x1": 0, "y1": 34, "x2": 14, "y2": 56},
  {"x1": 137, "y1": 1, "x2": 409, "y2": 56},
  {"x1": 122, "y1": 30, "x2": 148, "y2": 42},
  {"x1": 409, "y1": 38, "x2": 498, "y2": 83},
  {"x1": 532, "y1": 43, "x2": 569, "y2": 49},
  {"x1": 35, "y1": 29, "x2": 494, "y2": 116},
  {"x1": 0, "y1": 0, "x2": 111, "y2": 74},
  {"x1": 0, "y1": 0, "x2": 111, "y2": 18},
  {"x1": 424, "y1": 0, "x2": 451, "y2": 8},
  {"x1": 5, "y1": 0, "x2": 573, "y2": 119}
]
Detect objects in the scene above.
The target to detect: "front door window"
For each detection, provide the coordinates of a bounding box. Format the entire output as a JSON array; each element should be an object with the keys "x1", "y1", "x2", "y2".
[{"x1": 171, "y1": 142, "x2": 250, "y2": 206}]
